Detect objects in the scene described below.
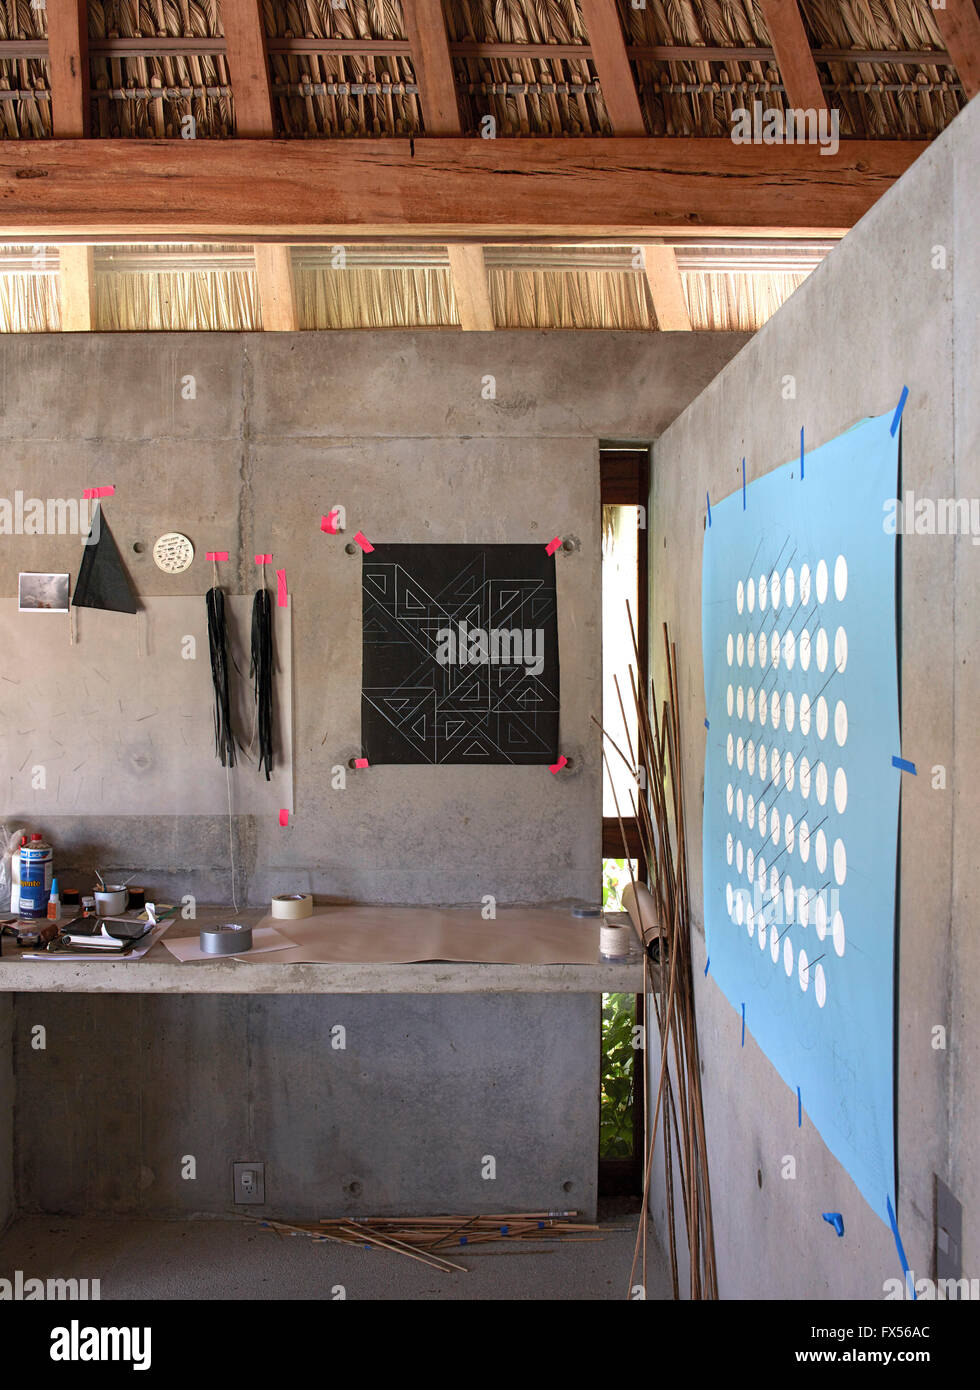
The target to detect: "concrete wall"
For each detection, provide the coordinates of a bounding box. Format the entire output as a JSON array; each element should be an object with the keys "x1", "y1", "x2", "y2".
[
  {"x1": 648, "y1": 100, "x2": 978, "y2": 1297},
  {"x1": 0, "y1": 329, "x2": 747, "y2": 1220},
  {"x1": 0, "y1": 330, "x2": 746, "y2": 908}
]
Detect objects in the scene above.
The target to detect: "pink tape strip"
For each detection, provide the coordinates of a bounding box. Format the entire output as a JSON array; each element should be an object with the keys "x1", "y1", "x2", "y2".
[
  {"x1": 83, "y1": 485, "x2": 115, "y2": 500},
  {"x1": 320, "y1": 512, "x2": 340, "y2": 534},
  {"x1": 279, "y1": 809, "x2": 289, "y2": 827},
  {"x1": 206, "y1": 551, "x2": 229, "y2": 562},
  {"x1": 354, "y1": 757, "x2": 369, "y2": 769},
  {"x1": 549, "y1": 755, "x2": 568, "y2": 775},
  {"x1": 545, "y1": 536, "x2": 562, "y2": 556},
  {"x1": 255, "y1": 553, "x2": 272, "y2": 564},
  {"x1": 276, "y1": 569, "x2": 288, "y2": 606},
  {"x1": 354, "y1": 531, "x2": 374, "y2": 553}
]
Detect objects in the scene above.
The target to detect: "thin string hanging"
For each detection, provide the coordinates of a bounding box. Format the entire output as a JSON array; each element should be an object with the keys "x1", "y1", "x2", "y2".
[
  {"x1": 250, "y1": 565, "x2": 274, "y2": 780},
  {"x1": 206, "y1": 583, "x2": 237, "y2": 767}
]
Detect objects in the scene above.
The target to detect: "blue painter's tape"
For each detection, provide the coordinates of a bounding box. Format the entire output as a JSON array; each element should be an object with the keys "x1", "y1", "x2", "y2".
[
  {"x1": 741, "y1": 1002, "x2": 746, "y2": 1047},
  {"x1": 800, "y1": 426, "x2": 805, "y2": 481},
  {"x1": 890, "y1": 386, "x2": 909, "y2": 437},
  {"x1": 500, "y1": 1225, "x2": 509, "y2": 1234},
  {"x1": 797, "y1": 1087, "x2": 802, "y2": 1128},
  {"x1": 704, "y1": 717, "x2": 710, "y2": 730},
  {"x1": 707, "y1": 490, "x2": 712, "y2": 526},
  {"x1": 704, "y1": 957, "x2": 710, "y2": 977},
  {"x1": 822, "y1": 1212, "x2": 845, "y2": 1238},
  {"x1": 742, "y1": 458, "x2": 746, "y2": 510},
  {"x1": 886, "y1": 1195, "x2": 915, "y2": 1299},
  {"x1": 460, "y1": 1236, "x2": 468, "y2": 1245},
  {"x1": 892, "y1": 755, "x2": 917, "y2": 775}
]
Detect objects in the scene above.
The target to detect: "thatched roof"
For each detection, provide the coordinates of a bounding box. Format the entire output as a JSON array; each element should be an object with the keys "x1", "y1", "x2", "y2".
[
  {"x1": 0, "y1": 0, "x2": 964, "y2": 139},
  {"x1": 0, "y1": 239, "x2": 821, "y2": 331}
]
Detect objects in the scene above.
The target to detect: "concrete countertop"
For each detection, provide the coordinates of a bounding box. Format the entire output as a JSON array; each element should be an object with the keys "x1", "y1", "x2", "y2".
[{"x1": 0, "y1": 907, "x2": 650, "y2": 995}]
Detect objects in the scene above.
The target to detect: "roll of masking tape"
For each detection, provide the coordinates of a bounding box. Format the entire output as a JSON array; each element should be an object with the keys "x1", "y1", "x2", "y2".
[
  {"x1": 200, "y1": 923, "x2": 253, "y2": 955},
  {"x1": 271, "y1": 893, "x2": 314, "y2": 920},
  {"x1": 599, "y1": 923, "x2": 632, "y2": 960}
]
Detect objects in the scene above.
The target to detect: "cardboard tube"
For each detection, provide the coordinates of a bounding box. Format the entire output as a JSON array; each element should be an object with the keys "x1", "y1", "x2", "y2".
[{"x1": 622, "y1": 882, "x2": 659, "y2": 949}]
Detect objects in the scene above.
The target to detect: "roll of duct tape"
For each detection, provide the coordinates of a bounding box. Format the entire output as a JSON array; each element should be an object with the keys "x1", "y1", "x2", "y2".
[
  {"x1": 599, "y1": 923, "x2": 632, "y2": 960},
  {"x1": 271, "y1": 893, "x2": 314, "y2": 920},
  {"x1": 200, "y1": 923, "x2": 253, "y2": 955}
]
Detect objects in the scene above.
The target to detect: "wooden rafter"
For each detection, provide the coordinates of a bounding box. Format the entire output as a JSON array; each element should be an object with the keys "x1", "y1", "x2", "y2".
[
  {"x1": 578, "y1": 0, "x2": 646, "y2": 135},
  {"x1": 0, "y1": 139, "x2": 926, "y2": 239},
  {"x1": 253, "y1": 244, "x2": 298, "y2": 331},
  {"x1": 221, "y1": 0, "x2": 275, "y2": 137},
  {"x1": 402, "y1": 0, "x2": 462, "y2": 135},
  {"x1": 46, "y1": 0, "x2": 89, "y2": 138},
  {"x1": 932, "y1": 0, "x2": 980, "y2": 100},
  {"x1": 759, "y1": 0, "x2": 828, "y2": 112},
  {"x1": 58, "y1": 245, "x2": 96, "y2": 330},
  {"x1": 641, "y1": 246, "x2": 691, "y2": 332},
  {"x1": 447, "y1": 245, "x2": 494, "y2": 330}
]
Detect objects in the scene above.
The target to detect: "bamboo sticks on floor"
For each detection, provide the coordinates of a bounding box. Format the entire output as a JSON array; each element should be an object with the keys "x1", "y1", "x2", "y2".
[
  {"x1": 252, "y1": 1211, "x2": 603, "y2": 1274},
  {"x1": 595, "y1": 608, "x2": 718, "y2": 1300}
]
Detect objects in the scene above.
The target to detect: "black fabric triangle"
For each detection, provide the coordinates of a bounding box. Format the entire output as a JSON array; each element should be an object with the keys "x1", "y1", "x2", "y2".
[{"x1": 73, "y1": 509, "x2": 139, "y2": 613}]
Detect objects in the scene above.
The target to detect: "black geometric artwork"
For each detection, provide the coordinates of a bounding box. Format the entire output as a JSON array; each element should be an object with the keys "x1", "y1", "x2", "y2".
[{"x1": 362, "y1": 544, "x2": 560, "y2": 764}]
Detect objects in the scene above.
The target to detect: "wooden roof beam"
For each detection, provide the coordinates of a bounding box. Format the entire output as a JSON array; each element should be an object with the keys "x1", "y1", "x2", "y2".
[
  {"x1": 0, "y1": 138, "x2": 926, "y2": 239},
  {"x1": 642, "y1": 246, "x2": 691, "y2": 331},
  {"x1": 578, "y1": 0, "x2": 646, "y2": 134},
  {"x1": 931, "y1": 0, "x2": 980, "y2": 100},
  {"x1": 221, "y1": 0, "x2": 275, "y2": 137},
  {"x1": 447, "y1": 245, "x2": 494, "y2": 330},
  {"x1": 253, "y1": 244, "x2": 299, "y2": 331},
  {"x1": 759, "y1": 0, "x2": 828, "y2": 111},
  {"x1": 46, "y1": 0, "x2": 90, "y2": 137},
  {"x1": 402, "y1": 0, "x2": 463, "y2": 135},
  {"x1": 59, "y1": 245, "x2": 96, "y2": 331}
]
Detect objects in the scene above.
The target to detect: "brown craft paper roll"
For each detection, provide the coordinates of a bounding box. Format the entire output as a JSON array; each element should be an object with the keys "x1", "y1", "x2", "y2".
[{"x1": 622, "y1": 882, "x2": 659, "y2": 951}]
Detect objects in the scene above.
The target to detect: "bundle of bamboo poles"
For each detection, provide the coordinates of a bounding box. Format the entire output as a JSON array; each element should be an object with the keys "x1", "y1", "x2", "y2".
[
  {"x1": 253, "y1": 1211, "x2": 603, "y2": 1274},
  {"x1": 593, "y1": 607, "x2": 718, "y2": 1300}
]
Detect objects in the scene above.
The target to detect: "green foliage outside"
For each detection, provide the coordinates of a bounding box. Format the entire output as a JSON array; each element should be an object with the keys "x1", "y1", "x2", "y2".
[{"x1": 600, "y1": 858, "x2": 638, "y2": 1158}]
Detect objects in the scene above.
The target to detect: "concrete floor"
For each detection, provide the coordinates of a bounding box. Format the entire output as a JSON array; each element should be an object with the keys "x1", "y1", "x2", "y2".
[{"x1": 0, "y1": 1209, "x2": 671, "y2": 1300}]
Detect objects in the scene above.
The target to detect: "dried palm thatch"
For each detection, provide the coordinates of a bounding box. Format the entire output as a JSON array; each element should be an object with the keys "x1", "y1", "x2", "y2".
[
  {"x1": 0, "y1": 0, "x2": 50, "y2": 137},
  {"x1": 803, "y1": 0, "x2": 962, "y2": 138},
  {"x1": 264, "y1": 0, "x2": 422, "y2": 135},
  {"x1": 683, "y1": 269, "x2": 809, "y2": 331},
  {"x1": 94, "y1": 243, "x2": 259, "y2": 329},
  {"x1": 490, "y1": 266, "x2": 653, "y2": 329},
  {"x1": 88, "y1": 0, "x2": 232, "y2": 138},
  {"x1": 0, "y1": 246, "x2": 60, "y2": 330},
  {"x1": 446, "y1": 0, "x2": 608, "y2": 135},
  {"x1": 625, "y1": 0, "x2": 963, "y2": 138},
  {"x1": 295, "y1": 260, "x2": 456, "y2": 325}
]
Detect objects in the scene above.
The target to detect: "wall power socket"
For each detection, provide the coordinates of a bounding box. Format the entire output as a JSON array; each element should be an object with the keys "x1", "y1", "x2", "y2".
[{"x1": 233, "y1": 1161, "x2": 265, "y2": 1205}]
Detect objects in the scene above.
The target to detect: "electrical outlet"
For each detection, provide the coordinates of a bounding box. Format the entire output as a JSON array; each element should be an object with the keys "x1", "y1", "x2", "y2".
[{"x1": 233, "y1": 1161, "x2": 265, "y2": 1205}]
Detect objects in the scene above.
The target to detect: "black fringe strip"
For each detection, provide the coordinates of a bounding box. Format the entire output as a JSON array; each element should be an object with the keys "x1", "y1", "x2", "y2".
[
  {"x1": 251, "y1": 587, "x2": 274, "y2": 780},
  {"x1": 206, "y1": 586, "x2": 237, "y2": 768}
]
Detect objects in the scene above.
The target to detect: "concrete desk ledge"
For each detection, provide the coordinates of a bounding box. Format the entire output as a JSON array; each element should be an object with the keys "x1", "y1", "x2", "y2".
[{"x1": 0, "y1": 906, "x2": 649, "y2": 995}]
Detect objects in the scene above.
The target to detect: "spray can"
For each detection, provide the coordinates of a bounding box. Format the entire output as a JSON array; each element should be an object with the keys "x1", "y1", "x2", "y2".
[
  {"x1": 18, "y1": 833, "x2": 53, "y2": 919},
  {"x1": 10, "y1": 835, "x2": 25, "y2": 914}
]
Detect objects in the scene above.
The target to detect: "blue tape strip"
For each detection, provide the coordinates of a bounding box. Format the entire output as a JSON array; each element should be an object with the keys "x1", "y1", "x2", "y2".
[
  {"x1": 797, "y1": 1086, "x2": 802, "y2": 1127},
  {"x1": 892, "y1": 755, "x2": 917, "y2": 775},
  {"x1": 890, "y1": 385, "x2": 909, "y2": 437},
  {"x1": 822, "y1": 1212, "x2": 845, "y2": 1238},
  {"x1": 707, "y1": 490, "x2": 712, "y2": 526},
  {"x1": 741, "y1": 1002, "x2": 745, "y2": 1047},
  {"x1": 800, "y1": 426, "x2": 805, "y2": 481},
  {"x1": 886, "y1": 1195, "x2": 915, "y2": 1299},
  {"x1": 704, "y1": 957, "x2": 710, "y2": 977},
  {"x1": 704, "y1": 717, "x2": 710, "y2": 729},
  {"x1": 742, "y1": 458, "x2": 746, "y2": 510}
]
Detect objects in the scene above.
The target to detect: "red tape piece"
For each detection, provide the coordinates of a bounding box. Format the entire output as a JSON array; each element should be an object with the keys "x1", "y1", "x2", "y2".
[
  {"x1": 83, "y1": 485, "x2": 115, "y2": 500},
  {"x1": 276, "y1": 569, "x2": 288, "y2": 606},
  {"x1": 255, "y1": 553, "x2": 272, "y2": 564},
  {"x1": 545, "y1": 537, "x2": 562, "y2": 556},
  {"x1": 549, "y1": 755, "x2": 568, "y2": 774},
  {"x1": 354, "y1": 757, "x2": 369, "y2": 769},
  {"x1": 206, "y1": 551, "x2": 229, "y2": 562},
  {"x1": 354, "y1": 531, "x2": 374, "y2": 553},
  {"x1": 321, "y1": 512, "x2": 341, "y2": 534},
  {"x1": 279, "y1": 809, "x2": 289, "y2": 827}
]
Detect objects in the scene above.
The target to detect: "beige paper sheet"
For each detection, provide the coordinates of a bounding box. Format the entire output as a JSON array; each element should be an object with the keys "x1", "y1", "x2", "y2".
[
  {"x1": 238, "y1": 906, "x2": 603, "y2": 966},
  {"x1": 162, "y1": 924, "x2": 297, "y2": 963}
]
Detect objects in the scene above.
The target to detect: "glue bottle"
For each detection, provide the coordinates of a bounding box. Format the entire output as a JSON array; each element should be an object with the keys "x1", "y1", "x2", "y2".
[{"x1": 47, "y1": 878, "x2": 61, "y2": 921}]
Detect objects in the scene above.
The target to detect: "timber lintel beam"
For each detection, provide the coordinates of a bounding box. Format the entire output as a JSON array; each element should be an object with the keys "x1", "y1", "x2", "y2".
[
  {"x1": 0, "y1": 138, "x2": 927, "y2": 239},
  {"x1": 932, "y1": 0, "x2": 980, "y2": 100}
]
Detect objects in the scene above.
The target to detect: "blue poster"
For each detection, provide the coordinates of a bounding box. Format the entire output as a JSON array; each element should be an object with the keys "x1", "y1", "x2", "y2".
[{"x1": 702, "y1": 412, "x2": 901, "y2": 1225}]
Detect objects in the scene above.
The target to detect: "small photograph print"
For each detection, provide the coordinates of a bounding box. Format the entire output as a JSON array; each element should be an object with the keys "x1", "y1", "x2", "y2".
[{"x1": 18, "y1": 572, "x2": 70, "y2": 613}]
